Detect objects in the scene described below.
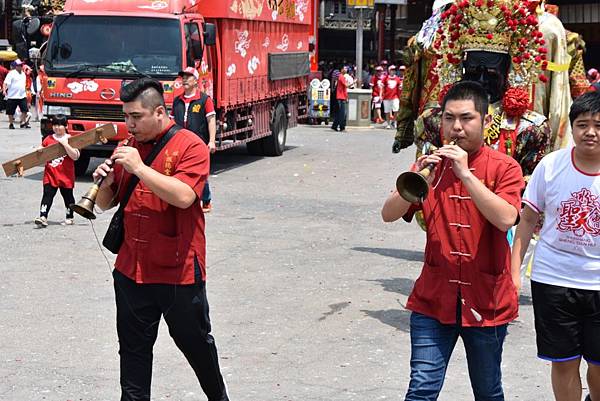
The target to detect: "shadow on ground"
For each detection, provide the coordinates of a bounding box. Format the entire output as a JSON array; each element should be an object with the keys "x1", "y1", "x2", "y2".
[{"x1": 352, "y1": 247, "x2": 424, "y2": 262}]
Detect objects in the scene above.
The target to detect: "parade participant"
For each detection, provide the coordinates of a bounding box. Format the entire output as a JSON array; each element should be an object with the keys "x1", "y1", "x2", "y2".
[
  {"x1": 172, "y1": 67, "x2": 217, "y2": 213},
  {"x1": 92, "y1": 78, "x2": 230, "y2": 401},
  {"x1": 393, "y1": 2, "x2": 451, "y2": 152},
  {"x1": 34, "y1": 114, "x2": 79, "y2": 228},
  {"x1": 382, "y1": 65, "x2": 402, "y2": 129},
  {"x1": 398, "y1": 65, "x2": 406, "y2": 79},
  {"x1": 370, "y1": 66, "x2": 385, "y2": 124},
  {"x1": 332, "y1": 66, "x2": 352, "y2": 132},
  {"x1": 512, "y1": 91, "x2": 600, "y2": 401},
  {"x1": 382, "y1": 81, "x2": 523, "y2": 400},
  {"x1": 3, "y1": 59, "x2": 30, "y2": 129},
  {"x1": 413, "y1": 0, "x2": 552, "y2": 179}
]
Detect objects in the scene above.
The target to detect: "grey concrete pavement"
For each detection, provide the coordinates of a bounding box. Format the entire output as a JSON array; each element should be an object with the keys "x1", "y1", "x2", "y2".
[{"x1": 0, "y1": 121, "x2": 583, "y2": 400}]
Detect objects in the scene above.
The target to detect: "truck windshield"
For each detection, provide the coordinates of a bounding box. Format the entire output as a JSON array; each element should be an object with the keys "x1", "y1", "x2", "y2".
[{"x1": 44, "y1": 15, "x2": 182, "y2": 78}]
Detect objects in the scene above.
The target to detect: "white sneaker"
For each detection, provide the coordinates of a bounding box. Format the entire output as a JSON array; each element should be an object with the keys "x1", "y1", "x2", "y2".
[
  {"x1": 62, "y1": 218, "x2": 74, "y2": 226},
  {"x1": 34, "y1": 216, "x2": 48, "y2": 228}
]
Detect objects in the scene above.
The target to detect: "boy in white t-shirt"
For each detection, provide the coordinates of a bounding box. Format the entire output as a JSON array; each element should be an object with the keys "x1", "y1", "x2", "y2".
[{"x1": 512, "y1": 91, "x2": 600, "y2": 401}]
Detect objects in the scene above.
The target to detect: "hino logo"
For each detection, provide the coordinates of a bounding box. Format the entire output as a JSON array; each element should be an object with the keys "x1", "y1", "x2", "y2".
[
  {"x1": 49, "y1": 93, "x2": 73, "y2": 98},
  {"x1": 100, "y1": 88, "x2": 116, "y2": 100}
]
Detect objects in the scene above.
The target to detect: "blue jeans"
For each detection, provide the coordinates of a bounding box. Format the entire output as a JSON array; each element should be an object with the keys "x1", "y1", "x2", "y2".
[
  {"x1": 202, "y1": 181, "x2": 211, "y2": 204},
  {"x1": 332, "y1": 100, "x2": 347, "y2": 130},
  {"x1": 405, "y1": 312, "x2": 507, "y2": 401}
]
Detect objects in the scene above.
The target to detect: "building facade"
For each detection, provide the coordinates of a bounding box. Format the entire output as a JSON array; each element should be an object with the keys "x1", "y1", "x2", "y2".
[{"x1": 317, "y1": 0, "x2": 434, "y2": 66}]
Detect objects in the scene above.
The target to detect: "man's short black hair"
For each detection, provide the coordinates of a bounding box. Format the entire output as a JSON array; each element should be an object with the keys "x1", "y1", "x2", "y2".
[
  {"x1": 120, "y1": 77, "x2": 166, "y2": 111},
  {"x1": 51, "y1": 114, "x2": 68, "y2": 126},
  {"x1": 569, "y1": 91, "x2": 600, "y2": 124},
  {"x1": 441, "y1": 80, "x2": 489, "y2": 119}
]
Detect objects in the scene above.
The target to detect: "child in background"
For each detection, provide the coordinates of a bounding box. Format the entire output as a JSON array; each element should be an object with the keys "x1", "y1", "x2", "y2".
[{"x1": 34, "y1": 114, "x2": 80, "y2": 228}]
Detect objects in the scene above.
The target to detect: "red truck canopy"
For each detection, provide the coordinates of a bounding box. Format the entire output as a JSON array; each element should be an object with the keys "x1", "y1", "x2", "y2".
[
  {"x1": 197, "y1": 0, "x2": 312, "y2": 25},
  {"x1": 63, "y1": 0, "x2": 200, "y2": 14}
]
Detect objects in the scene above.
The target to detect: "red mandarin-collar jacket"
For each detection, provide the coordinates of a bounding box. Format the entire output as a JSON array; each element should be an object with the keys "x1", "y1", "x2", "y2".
[
  {"x1": 110, "y1": 122, "x2": 210, "y2": 284},
  {"x1": 404, "y1": 145, "x2": 524, "y2": 327}
]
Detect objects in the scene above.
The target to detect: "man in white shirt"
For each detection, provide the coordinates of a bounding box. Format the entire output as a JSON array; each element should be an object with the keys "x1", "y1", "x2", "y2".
[
  {"x1": 2, "y1": 59, "x2": 30, "y2": 129},
  {"x1": 512, "y1": 91, "x2": 600, "y2": 401}
]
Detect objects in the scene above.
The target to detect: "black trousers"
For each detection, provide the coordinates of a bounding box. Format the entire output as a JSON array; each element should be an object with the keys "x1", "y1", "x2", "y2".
[
  {"x1": 113, "y1": 269, "x2": 229, "y2": 401},
  {"x1": 40, "y1": 184, "x2": 74, "y2": 218}
]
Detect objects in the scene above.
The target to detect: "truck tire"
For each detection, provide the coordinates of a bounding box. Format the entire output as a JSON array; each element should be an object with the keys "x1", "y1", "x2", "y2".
[
  {"x1": 246, "y1": 139, "x2": 264, "y2": 156},
  {"x1": 262, "y1": 103, "x2": 287, "y2": 156},
  {"x1": 74, "y1": 154, "x2": 90, "y2": 177}
]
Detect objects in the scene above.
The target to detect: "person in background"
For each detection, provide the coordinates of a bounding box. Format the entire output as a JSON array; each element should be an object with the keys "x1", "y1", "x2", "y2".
[
  {"x1": 172, "y1": 67, "x2": 217, "y2": 213},
  {"x1": 588, "y1": 68, "x2": 600, "y2": 92},
  {"x1": 370, "y1": 66, "x2": 385, "y2": 124},
  {"x1": 3, "y1": 59, "x2": 30, "y2": 129},
  {"x1": 331, "y1": 66, "x2": 353, "y2": 132},
  {"x1": 382, "y1": 65, "x2": 402, "y2": 129},
  {"x1": 0, "y1": 62, "x2": 9, "y2": 112}
]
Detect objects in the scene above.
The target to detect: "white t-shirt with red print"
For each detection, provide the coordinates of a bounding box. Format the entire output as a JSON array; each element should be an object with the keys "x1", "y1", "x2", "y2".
[
  {"x1": 523, "y1": 148, "x2": 600, "y2": 290},
  {"x1": 382, "y1": 75, "x2": 402, "y2": 100}
]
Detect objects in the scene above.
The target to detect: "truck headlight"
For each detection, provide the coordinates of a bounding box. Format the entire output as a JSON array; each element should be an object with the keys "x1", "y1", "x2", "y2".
[{"x1": 44, "y1": 105, "x2": 71, "y2": 116}]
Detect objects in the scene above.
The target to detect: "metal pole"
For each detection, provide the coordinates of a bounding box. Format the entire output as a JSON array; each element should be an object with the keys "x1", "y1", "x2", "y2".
[{"x1": 356, "y1": 7, "x2": 364, "y2": 88}]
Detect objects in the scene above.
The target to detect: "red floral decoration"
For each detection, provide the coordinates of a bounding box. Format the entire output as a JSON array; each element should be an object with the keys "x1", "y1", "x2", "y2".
[
  {"x1": 502, "y1": 87, "x2": 530, "y2": 117},
  {"x1": 438, "y1": 84, "x2": 454, "y2": 104}
]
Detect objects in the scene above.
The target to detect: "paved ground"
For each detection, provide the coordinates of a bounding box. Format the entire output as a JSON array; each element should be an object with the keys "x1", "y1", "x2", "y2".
[{"x1": 0, "y1": 121, "x2": 589, "y2": 400}]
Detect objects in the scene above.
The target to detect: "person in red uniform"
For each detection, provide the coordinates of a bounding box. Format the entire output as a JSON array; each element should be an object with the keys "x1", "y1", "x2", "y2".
[
  {"x1": 34, "y1": 114, "x2": 80, "y2": 228},
  {"x1": 92, "y1": 78, "x2": 230, "y2": 401},
  {"x1": 370, "y1": 66, "x2": 385, "y2": 124},
  {"x1": 381, "y1": 81, "x2": 523, "y2": 400},
  {"x1": 382, "y1": 65, "x2": 402, "y2": 129},
  {"x1": 331, "y1": 65, "x2": 352, "y2": 132}
]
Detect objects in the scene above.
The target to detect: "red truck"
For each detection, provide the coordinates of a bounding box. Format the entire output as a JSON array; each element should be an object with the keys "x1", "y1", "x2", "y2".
[{"x1": 40, "y1": 0, "x2": 316, "y2": 175}]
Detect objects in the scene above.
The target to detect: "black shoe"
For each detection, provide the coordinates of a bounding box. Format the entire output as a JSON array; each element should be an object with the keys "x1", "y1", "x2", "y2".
[
  {"x1": 20, "y1": 123, "x2": 31, "y2": 129},
  {"x1": 330, "y1": 126, "x2": 338, "y2": 131},
  {"x1": 8, "y1": 123, "x2": 14, "y2": 129}
]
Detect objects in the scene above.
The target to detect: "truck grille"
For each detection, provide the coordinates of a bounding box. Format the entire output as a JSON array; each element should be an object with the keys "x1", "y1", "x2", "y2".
[{"x1": 70, "y1": 104, "x2": 124, "y2": 121}]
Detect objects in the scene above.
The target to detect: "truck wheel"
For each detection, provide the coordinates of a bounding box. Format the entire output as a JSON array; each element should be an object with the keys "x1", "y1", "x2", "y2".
[
  {"x1": 246, "y1": 139, "x2": 264, "y2": 156},
  {"x1": 74, "y1": 154, "x2": 90, "y2": 177},
  {"x1": 263, "y1": 103, "x2": 287, "y2": 156}
]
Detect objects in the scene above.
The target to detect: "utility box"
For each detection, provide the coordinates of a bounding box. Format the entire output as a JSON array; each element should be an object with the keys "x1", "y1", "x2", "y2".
[{"x1": 346, "y1": 89, "x2": 372, "y2": 127}]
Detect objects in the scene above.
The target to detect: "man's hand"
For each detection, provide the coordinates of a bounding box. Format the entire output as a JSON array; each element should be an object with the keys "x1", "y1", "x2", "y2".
[
  {"x1": 434, "y1": 144, "x2": 469, "y2": 180},
  {"x1": 92, "y1": 159, "x2": 115, "y2": 188},
  {"x1": 208, "y1": 141, "x2": 216, "y2": 154},
  {"x1": 112, "y1": 146, "x2": 145, "y2": 175},
  {"x1": 413, "y1": 153, "x2": 442, "y2": 185}
]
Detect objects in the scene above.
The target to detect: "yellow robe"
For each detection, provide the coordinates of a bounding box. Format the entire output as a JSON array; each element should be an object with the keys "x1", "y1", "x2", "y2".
[{"x1": 535, "y1": 12, "x2": 573, "y2": 150}]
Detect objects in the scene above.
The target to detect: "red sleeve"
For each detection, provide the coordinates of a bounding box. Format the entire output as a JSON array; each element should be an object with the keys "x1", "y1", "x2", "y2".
[
  {"x1": 204, "y1": 96, "x2": 215, "y2": 114},
  {"x1": 494, "y1": 158, "x2": 525, "y2": 215},
  {"x1": 42, "y1": 136, "x2": 51, "y2": 147},
  {"x1": 172, "y1": 138, "x2": 209, "y2": 199}
]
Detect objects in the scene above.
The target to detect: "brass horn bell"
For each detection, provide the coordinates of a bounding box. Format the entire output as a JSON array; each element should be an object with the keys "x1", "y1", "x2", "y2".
[
  {"x1": 71, "y1": 183, "x2": 101, "y2": 219},
  {"x1": 396, "y1": 142, "x2": 451, "y2": 204}
]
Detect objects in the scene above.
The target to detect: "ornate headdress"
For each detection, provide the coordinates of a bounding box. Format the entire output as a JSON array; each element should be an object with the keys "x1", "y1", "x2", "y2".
[{"x1": 433, "y1": 0, "x2": 549, "y2": 116}]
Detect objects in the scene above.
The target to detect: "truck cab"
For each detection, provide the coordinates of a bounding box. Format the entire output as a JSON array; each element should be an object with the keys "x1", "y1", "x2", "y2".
[{"x1": 40, "y1": 0, "x2": 214, "y2": 175}]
